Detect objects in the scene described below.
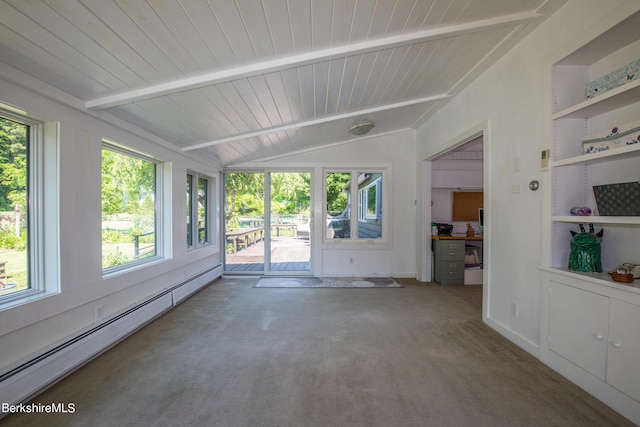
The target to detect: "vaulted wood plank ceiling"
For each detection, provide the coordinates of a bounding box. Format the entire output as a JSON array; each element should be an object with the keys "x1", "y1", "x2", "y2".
[{"x1": 0, "y1": 0, "x2": 566, "y2": 166}]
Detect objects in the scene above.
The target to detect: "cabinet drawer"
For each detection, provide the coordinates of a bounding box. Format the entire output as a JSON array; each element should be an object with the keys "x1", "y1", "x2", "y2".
[
  {"x1": 436, "y1": 261, "x2": 465, "y2": 285},
  {"x1": 436, "y1": 240, "x2": 465, "y2": 260}
]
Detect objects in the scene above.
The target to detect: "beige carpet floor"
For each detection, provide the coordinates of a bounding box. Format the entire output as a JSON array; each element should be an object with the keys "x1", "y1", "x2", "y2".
[{"x1": 2, "y1": 278, "x2": 634, "y2": 427}]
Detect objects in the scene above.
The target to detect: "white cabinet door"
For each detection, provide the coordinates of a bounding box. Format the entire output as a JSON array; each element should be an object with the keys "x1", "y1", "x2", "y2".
[
  {"x1": 548, "y1": 281, "x2": 609, "y2": 379},
  {"x1": 607, "y1": 299, "x2": 640, "y2": 401}
]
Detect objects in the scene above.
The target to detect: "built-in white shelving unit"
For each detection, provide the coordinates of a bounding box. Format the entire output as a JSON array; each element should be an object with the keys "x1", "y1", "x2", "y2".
[
  {"x1": 539, "y1": 11, "x2": 640, "y2": 424},
  {"x1": 548, "y1": 11, "x2": 640, "y2": 284}
]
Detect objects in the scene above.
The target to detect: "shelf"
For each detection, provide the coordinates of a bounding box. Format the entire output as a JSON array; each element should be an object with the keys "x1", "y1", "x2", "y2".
[
  {"x1": 552, "y1": 143, "x2": 640, "y2": 166},
  {"x1": 539, "y1": 266, "x2": 640, "y2": 294},
  {"x1": 552, "y1": 216, "x2": 640, "y2": 225},
  {"x1": 552, "y1": 78, "x2": 640, "y2": 120},
  {"x1": 548, "y1": 10, "x2": 640, "y2": 303}
]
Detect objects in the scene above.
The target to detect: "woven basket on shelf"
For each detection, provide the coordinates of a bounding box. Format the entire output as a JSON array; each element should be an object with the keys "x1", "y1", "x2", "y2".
[{"x1": 610, "y1": 272, "x2": 634, "y2": 283}]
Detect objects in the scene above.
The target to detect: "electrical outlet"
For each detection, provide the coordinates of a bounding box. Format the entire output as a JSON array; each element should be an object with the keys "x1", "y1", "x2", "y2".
[
  {"x1": 95, "y1": 304, "x2": 104, "y2": 322},
  {"x1": 511, "y1": 300, "x2": 519, "y2": 317}
]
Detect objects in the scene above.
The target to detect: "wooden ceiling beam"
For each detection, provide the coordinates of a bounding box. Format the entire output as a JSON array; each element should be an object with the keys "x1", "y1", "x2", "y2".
[
  {"x1": 181, "y1": 94, "x2": 449, "y2": 151},
  {"x1": 85, "y1": 11, "x2": 540, "y2": 110}
]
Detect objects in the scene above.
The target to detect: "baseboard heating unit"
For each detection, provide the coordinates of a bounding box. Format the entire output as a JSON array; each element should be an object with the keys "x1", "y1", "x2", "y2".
[{"x1": 0, "y1": 264, "x2": 222, "y2": 411}]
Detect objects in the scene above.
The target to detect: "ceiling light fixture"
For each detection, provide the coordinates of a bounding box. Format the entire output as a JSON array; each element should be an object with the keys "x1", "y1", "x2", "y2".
[{"x1": 348, "y1": 120, "x2": 375, "y2": 136}]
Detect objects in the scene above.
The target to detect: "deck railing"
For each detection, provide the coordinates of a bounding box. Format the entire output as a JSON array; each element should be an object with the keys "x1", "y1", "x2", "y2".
[{"x1": 133, "y1": 231, "x2": 155, "y2": 258}]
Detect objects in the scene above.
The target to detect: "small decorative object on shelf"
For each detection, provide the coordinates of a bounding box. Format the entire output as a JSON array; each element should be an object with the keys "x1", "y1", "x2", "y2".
[
  {"x1": 569, "y1": 206, "x2": 592, "y2": 216},
  {"x1": 611, "y1": 263, "x2": 640, "y2": 280},
  {"x1": 585, "y1": 57, "x2": 640, "y2": 99},
  {"x1": 610, "y1": 269, "x2": 634, "y2": 283},
  {"x1": 582, "y1": 119, "x2": 640, "y2": 155},
  {"x1": 465, "y1": 223, "x2": 475, "y2": 237},
  {"x1": 568, "y1": 224, "x2": 603, "y2": 273},
  {"x1": 592, "y1": 181, "x2": 640, "y2": 216}
]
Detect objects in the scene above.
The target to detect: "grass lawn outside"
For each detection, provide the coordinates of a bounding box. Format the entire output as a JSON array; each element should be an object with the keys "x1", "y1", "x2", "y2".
[
  {"x1": 102, "y1": 242, "x2": 155, "y2": 269},
  {"x1": 0, "y1": 243, "x2": 154, "y2": 297},
  {"x1": 0, "y1": 247, "x2": 27, "y2": 295}
]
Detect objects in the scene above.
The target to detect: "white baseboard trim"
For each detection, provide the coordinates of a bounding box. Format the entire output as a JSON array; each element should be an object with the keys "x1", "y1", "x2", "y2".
[
  {"x1": 0, "y1": 265, "x2": 222, "y2": 411},
  {"x1": 483, "y1": 315, "x2": 540, "y2": 358},
  {"x1": 392, "y1": 272, "x2": 416, "y2": 278},
  {"x1": 172, "y1": 264, "x2": 223, "y2": 304},
  {"x1": 540, "y1": 348, "x2": 640, "y2": 424}
]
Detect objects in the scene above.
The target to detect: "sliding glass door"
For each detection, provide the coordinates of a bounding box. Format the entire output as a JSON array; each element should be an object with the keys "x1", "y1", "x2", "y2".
[
  {"x1": 224, "y1": 171, "x2": 311, "y2": 274},
  {"x1": 224, "y1": 172, "x2": 265, "y2": 272},
  {"x1": 269, "y1": 172, "x2": 311, "y2": 273}
]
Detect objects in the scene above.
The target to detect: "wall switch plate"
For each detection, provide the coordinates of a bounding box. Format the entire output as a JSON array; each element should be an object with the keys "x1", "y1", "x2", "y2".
[{"x1": 541, "y1": 149, "x2": 550, "y2": 169}]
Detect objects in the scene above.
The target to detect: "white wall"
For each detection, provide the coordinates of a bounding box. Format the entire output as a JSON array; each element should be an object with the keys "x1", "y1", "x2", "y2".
[
  {"x1": 238, "y1": 129, "x2": 417, "y2": 278},
  {"x1": 415, "y1": 0, "x2": 639, "y2": 353},
  {"x1": 0, "y1": 70, "x2": 222, "y2": 372}
]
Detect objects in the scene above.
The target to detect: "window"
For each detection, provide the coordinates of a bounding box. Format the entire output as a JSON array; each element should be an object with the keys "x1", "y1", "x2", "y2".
[
  {"x1": 325, "y1": 172, "x2": 351, "y2": 239},
  {"x1": 0, "y1": 106, "x2": 57, "y2": 306},
  {"x1": 0, "y1": 116, "x2": 29, "y2": 298},
  {"x1": 186, "y1": 174, "x2": 193, "y2": 247},
  {"x1": 358, "y1": 174, "x2": 382, "y2": 221},
  {"x1": 198, "y1": 177, "x2": 208, "y2": 245},
  {"x1": 325, "y1": 170, "x2": 385, "y2": 241},
  {"x1": 102, "y1": 143, "x2": 161, "y2": 272},
  {"x1": 187, "y1": 172, "x2": 213, "y2": 249}
]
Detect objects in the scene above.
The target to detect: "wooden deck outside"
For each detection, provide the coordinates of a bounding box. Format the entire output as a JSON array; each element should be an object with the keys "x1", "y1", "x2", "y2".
[{"x1": 225, "y1": 234, "x2": 310, "y2": 272}]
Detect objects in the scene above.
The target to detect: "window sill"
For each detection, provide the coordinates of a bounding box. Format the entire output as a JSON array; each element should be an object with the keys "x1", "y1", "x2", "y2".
[
  {"x1": 102, "y1": 256, "x2": 166, "y2": 280},
  {"x1": 0, "y1": 288, "x2": 59, "y2": 312}
]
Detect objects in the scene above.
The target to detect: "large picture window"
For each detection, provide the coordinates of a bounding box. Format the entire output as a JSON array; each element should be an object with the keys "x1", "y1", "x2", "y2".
[
  {"x1": 102, "y1": 143, "x2": 160, "y2": 272},
  {"x1": 0, "y1": 116, "x2": 29, "y2": 298},
  {"x1": 0, "y1": 107, "x2": 58, "y2": 306},
  {"x1": 325, "y1": 170, "x2": 385, "y2": 241}
]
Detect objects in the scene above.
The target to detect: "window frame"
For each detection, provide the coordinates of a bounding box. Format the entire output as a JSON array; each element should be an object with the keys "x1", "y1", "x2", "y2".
[
  {"x1": 323, "y1": 168, "x2": 388, "y2": 244},
  {"x1": 186, "y1": 171, "x2": 215, "y2": 251},
  {"x1": 0, "y1": 105, "x2": 59, "y2": 309},
  {"x1": 101, "y1": 141, "x2": 164, "y2": 275},
  {"x1": 358, "y1": 176, "x2": 382, "y2": 222}
]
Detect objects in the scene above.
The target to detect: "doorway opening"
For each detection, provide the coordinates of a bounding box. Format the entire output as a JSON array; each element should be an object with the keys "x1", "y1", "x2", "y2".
[
  {"x1": 224, "y1": 171, "x2": 311, "y2": 274},
  {"x1": 422, "y1": 124, "x2": 489, "y2": 320}
]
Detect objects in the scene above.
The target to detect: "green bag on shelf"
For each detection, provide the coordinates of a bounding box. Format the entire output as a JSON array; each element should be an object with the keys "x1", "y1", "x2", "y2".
[{"x1": 568, "y1": 231, "x2": 602, "y2": 273}]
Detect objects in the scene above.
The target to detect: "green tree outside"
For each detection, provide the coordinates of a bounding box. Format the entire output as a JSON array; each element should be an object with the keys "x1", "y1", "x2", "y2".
[
  {"x1": 101, "y1": 147, "x2": 156, "y2": 268},
  {"x1": 0, "y1": 117, "x2": 28, "y2": 293}
]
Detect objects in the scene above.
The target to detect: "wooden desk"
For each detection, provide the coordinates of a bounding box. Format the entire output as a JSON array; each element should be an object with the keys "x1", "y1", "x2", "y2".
[{"x1": 432, "y1": 235, "x2": 483, "y2": 241}]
